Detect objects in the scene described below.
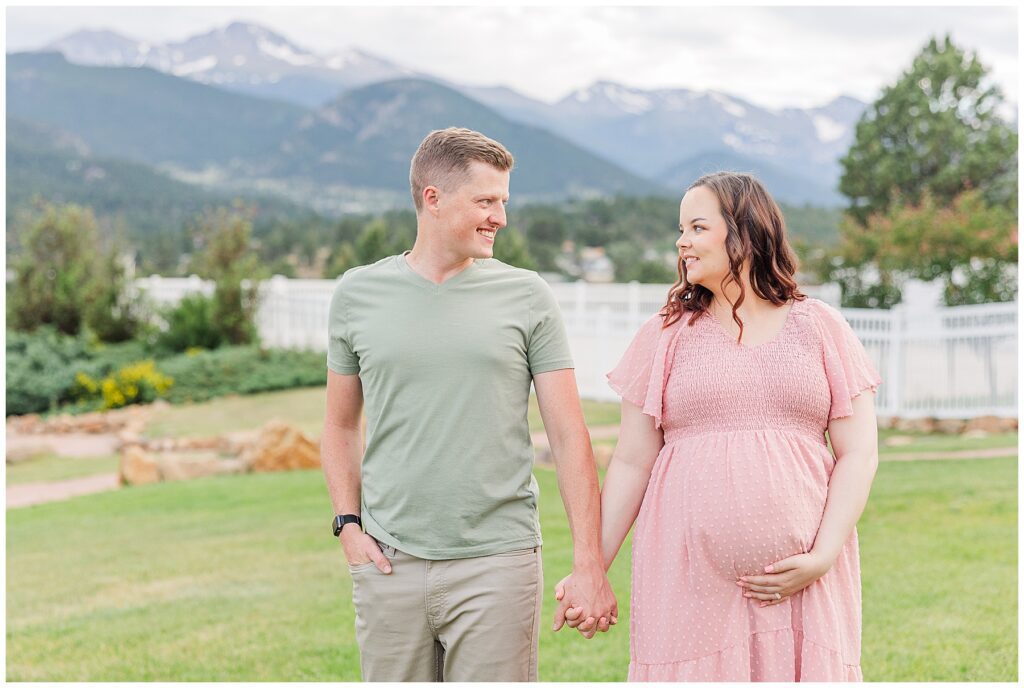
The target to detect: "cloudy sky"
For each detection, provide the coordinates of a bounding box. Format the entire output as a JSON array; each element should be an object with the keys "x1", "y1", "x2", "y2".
[{"x1": 5, "y1": 4, "x2": 1019, "y2": 109}]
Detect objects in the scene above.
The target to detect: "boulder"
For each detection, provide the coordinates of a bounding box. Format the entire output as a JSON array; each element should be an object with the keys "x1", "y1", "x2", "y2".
[
  {"x1": 216, "y1": 457, "x2": 249, "y2": 476},
  {"x1": 180, "y1": 436, "x2": 222, "y2": 450},
  {"x1": 120, "y1": 446, "x2": 161, "y2": 486},
  {"x1": 118, "y1": 429, "x2": 143, "y2": 447},
  {"x1": 221, "y1": 430, "x2": 258, "y2": 455},
  {"x1": 76, "y1": 412, "x2": 110, "y2": 434},
  {"x1": 243, "y1": 421, "x2": 321, "y2": 472},
  {"x1": 156, "y1": 451, "x2": 226, "y2": 482},
  {"x1": 8, "y1": 414, "x2": 42, "y2": 434},
  {"x1": 893, "y1": 417, "x2": 938, "y2": 434},
  {"x1": 964, "y1": 416, "x2": 1016, "y2": 434},
  {"x1": 935, "y1": 418, "x2": 965, "y2": 435}
]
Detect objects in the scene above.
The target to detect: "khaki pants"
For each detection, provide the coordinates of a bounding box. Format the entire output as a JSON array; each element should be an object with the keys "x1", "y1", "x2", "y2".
[{"x1": 349, "y1": 542, "x2": 543, "y2": 682}]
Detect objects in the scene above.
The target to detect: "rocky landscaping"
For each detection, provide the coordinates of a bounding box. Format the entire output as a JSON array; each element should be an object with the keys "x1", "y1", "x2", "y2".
[
  {"x1": 5, "y1": 398, "x2": 1019, "y2": 509},
  {"x1": 881, "y1": 415, "x2": 1018, "y2": 434},
  {"x1": 118, "y1": 420, "x2": 321, "y2": 485}
]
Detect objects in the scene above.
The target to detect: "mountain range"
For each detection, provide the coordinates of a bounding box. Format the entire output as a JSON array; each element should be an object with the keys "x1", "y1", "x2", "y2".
[
  {"x1": 11, "y1": 21, "x2": 875, "y2": 211},
  {"x1": 7, "y1": 51, "x2": 657, "y2": 216}
]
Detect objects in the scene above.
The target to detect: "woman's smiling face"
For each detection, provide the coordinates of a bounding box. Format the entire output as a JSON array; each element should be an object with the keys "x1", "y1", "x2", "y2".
[{"x1": 676, "y1": 185, "x2": 731, "y2": 289}]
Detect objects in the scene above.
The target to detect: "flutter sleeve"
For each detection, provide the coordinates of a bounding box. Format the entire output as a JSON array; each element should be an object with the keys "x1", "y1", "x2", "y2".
[
  {"x1": 807, "y1": 299, "x2": 882, "y2": 421},
  {"x1": 606, "y1": 313, "x2": 684, "y2": 429}
]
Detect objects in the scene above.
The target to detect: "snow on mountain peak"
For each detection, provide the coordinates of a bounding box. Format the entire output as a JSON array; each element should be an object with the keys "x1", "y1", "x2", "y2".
[
  {"x1": 710, "y1": 92, "x2": 747, "y2": 118},
  {"x1": 326, "y1": 49, "x2": 366, "y2": 70},
  {"x1": 812, "y1": 114, "x2": 846, "y2": 142},
  {"x1": 171, "y1": 55, "x2": 218, "y2": 76},
  {"x1": 257, "y1": 37, "x2": 317, "y2": 66},
  {"x1": 600, "y1": 82, "x2": 652, "y2": 115}
]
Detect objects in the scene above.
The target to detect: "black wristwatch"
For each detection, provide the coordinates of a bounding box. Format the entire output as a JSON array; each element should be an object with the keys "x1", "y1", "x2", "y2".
[{"x1": 333, "y1": 514, "x2": 362, "y2": 537}]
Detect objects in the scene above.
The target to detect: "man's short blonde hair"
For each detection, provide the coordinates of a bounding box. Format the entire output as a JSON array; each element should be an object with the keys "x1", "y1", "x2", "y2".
[{"x1": 409, "y1": 128, "x2": 514, "y2": 211}]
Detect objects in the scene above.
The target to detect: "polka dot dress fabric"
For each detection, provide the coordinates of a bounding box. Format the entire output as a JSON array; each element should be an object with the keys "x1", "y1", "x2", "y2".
[{"x1": 607, "y1": 298, "x2": 881, "y2": 682}]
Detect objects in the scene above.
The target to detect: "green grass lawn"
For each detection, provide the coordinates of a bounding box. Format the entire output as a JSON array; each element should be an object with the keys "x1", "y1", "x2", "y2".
[
  {"x1": 858, "y1": 456, "x2": 1018, "y2": 681},
  {"x1": 6, "y1": 457, "x2": 1017, "y2": 681},
  {"x1": 145, "y1": 386, "x2": 623, "y2": 438},
  {"x1": 878, "y1": 429, "x2": 1018, "y2": 454},
  {"x1": 5, "y1": 454, "x2": 121, "y2": 485},
  {"x1": 144, "y1": 386, "x2": 330, "y2": 439}
]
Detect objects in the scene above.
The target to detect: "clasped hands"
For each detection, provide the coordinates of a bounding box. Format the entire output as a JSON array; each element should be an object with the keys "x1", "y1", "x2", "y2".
[{"x1": 551, "y1": 566, "x2": 618, "y2": 640}]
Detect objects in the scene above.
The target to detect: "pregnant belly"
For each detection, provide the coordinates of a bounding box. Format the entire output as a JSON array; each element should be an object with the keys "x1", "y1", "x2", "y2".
[
  {"x1": 693, "y1": 482, "x2": 825, "y2": 578},
  {"x1": 641, "y1": 440, "x2": 831, "y2": 580}
]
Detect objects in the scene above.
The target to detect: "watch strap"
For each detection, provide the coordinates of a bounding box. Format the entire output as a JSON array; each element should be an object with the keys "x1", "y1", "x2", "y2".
[{"x1": 333, "y1": 513, "x2": 362, "y2": 537}]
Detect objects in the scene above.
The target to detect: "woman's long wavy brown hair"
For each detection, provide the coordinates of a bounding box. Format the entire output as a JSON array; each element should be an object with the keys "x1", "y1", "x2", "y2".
[{"x1": 662, "y1": 172, "x2": 804, "y2": 341}]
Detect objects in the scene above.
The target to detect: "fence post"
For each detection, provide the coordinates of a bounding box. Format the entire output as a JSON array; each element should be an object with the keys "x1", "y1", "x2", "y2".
[
  {"x1": 574, "y1": 281, "x2": 587, "y2": 333},
  {"x1": 628, "y1": 280, "x2": 640, "y2": 330},
  {"x1": 270, "y1": 275, "x2": 288, "y2": 349},
  {"x1": 887, "y1": 304, "x2": 905, "y2": 418},
  {"x1": 597, "y1": 304, "x2": 611, "y2": 339}
]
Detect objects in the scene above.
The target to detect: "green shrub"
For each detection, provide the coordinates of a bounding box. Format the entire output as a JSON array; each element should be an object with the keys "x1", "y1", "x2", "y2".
[
  {"x1": 6, "y1": 326, "x2": 325, "y2": 416},
  {"x1": 7, "y1": 204, "x2": 101, "y2": 336},
  {"x1": 158, "y1": 346, "x2": 326, "y2": 404},
  {"x1": 156, "y1": 294, "x2": 224, "y2": 353},
  {"x1": 5, "y1": 327, "x2": 92, "y2": 415},
  {"x1": 82, "y1": 249, "x2": 144, "y2": 343}
]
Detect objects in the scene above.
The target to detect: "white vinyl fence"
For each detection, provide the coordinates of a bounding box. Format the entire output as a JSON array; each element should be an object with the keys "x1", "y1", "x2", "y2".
[{"x1": 134, "y1": 275, "x2": 1017, "y2": 420}]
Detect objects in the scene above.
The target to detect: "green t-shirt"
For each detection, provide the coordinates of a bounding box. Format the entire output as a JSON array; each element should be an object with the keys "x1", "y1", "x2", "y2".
[{"x1": 327, "y1": 253, "x2": 574, "y2": 559}]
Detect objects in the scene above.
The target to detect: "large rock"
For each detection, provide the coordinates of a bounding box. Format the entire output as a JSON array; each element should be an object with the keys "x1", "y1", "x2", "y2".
[
  {"x1": 221, "y1": 430, "x2": 258, "y2": 455},
  {"x1": 7, "y1": 414, "x2": 42, "y2": 434},
  {"x1": 935, "y1": 418, "x2": 966, "y2": 435},
  {"x1": 156, "y1": 451, "x2": 228, "y2": 482},
  {"x1": 179, "y1": 437, "x2": 222, "y2": 450},
  {"x1": 964, "y1": 416, "x2": 1017, "y2": 434},
  {"x1": 216, "y1": 457, "x2": 249, "y2": 476},
  {"x1": 76, "y1": 412, "x2": 110, "y2": 434},
  {"x1": 243, "y1": 421, "x2": 321, "y2": 472},
  {"x1": 118, "y1": 429, "x2": 143, "y2": 448},
  {"x1": 893, "y1": 417, "x2": 938, "y2": 434},
  {"x1": 120, "y1": 446, "x2": 161, "y2": 485}
]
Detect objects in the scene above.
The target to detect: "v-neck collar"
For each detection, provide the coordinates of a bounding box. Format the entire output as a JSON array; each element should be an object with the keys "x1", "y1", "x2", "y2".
[
  {"x1": 396, "y1": 251, "x2": 481, "y2": 293},
  {"x1": 706, "y1": 299, "x2": 798, "y2": 350}
]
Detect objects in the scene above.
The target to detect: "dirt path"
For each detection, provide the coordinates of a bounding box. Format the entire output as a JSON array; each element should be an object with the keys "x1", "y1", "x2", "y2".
[
  {"x1": 7, "y1": 473, "x2": 120, "y2": 509},
  {"x1": 6, "y1": 432, "x2": 121, "y2": 459}
]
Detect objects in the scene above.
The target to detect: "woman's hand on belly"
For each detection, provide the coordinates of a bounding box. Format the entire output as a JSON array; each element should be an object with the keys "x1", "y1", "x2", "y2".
[{"x1": 735, "y1": 550, "x2": 834, "y2": 607}]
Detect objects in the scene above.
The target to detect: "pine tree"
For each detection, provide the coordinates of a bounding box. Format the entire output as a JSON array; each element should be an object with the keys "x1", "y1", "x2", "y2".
[{"x1": 839, "y1": 35, "x2": 1017, "y2": 226}]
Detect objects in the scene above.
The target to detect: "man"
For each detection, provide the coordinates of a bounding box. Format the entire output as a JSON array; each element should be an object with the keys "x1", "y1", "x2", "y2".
[{"x1": 321, "y1": 127, "x2": 616, "y2": 682}]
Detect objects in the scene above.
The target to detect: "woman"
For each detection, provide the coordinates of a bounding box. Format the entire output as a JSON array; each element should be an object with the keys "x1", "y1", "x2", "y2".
[{"x1": 557, "y1": 172, "x2": 880, "y2": 681}]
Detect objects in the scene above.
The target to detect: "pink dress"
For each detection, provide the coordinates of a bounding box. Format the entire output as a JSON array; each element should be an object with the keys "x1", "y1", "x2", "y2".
[{"x1": 607, "y1": 297, "x2": 881, "y2": 682}]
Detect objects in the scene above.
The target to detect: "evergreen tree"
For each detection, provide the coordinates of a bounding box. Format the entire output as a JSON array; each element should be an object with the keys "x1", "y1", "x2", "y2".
[
  {"x1": 188, "y1": 206, "x2": 264, "y2": 345},
  {"x1": 8, "y1": 203, "x2": 102, "y2": 335},
  {"x1": 839, "y1": 35, "x2": 1017, "y2": 226}
]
